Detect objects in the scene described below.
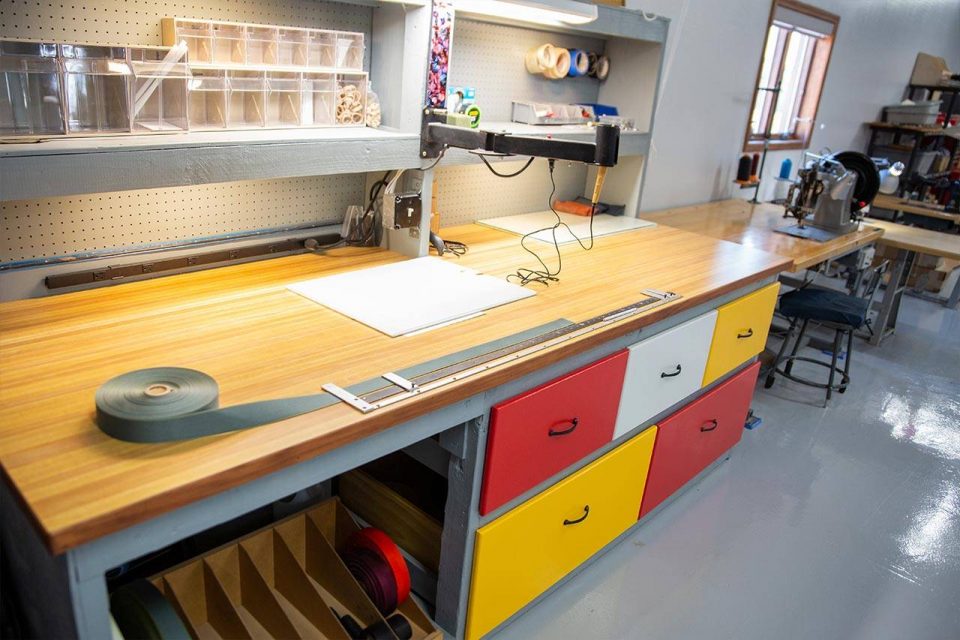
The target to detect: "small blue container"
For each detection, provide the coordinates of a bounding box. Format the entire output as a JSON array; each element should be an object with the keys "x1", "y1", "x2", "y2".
[{"x1": 779, "y1": 158, "x2": 793, "y2": 179}]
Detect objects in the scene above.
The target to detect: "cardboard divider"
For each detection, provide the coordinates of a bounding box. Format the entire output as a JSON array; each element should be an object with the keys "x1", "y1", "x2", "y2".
[
  {"x1": 157, "y1": 559, "x2": 253, "y2": 639},
  {"x1": 240, "y1": 529, "x2": 350, "y2": 639}
]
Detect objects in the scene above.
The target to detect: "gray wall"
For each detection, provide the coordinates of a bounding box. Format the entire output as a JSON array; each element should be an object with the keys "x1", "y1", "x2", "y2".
[{"x1": 632, "y1": 0, "x2": 960, "y2": 211}]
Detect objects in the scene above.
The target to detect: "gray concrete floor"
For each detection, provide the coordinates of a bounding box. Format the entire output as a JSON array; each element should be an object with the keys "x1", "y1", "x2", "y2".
[{"x1": 493, "y1": 294, "x2": 960, "y2": 640}]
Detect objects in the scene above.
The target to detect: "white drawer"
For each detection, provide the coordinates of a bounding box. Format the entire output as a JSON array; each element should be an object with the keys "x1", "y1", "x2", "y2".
[{"x1": 614, "y1": 310, "x2": 718, "y2": 438}]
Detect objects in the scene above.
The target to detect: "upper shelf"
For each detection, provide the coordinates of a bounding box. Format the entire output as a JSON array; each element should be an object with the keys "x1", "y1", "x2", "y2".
[
  {"x1": 456, "y1": 5, "x2": 668, "y2": 42},
  {"x1": 0, "y1": 128, "x2": 421, "y2": 201},
  {"x1": 866, "y1": 121, "x2": 960, "y2": 136}
]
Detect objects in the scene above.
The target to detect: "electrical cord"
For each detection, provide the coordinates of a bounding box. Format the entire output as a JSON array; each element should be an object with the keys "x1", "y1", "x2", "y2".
[
  {"x1": 421, "y1": 148, "x2": 447, "y2": 171},
  {"x1": 507, "y1": 159, "x2": 596, "y2": 286},
  {"x1": 479, "y1": 155, "x2": 535, "y2": 178}
]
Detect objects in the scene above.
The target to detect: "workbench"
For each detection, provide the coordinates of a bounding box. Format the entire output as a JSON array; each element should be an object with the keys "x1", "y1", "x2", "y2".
[
  {"x1": 865, "y1": 219, "x2": 960, "y2": 344},
  {"x1": 872, "y1": 193, "x2": 960, "y2": 226},
  {"x1": 0, "y1": 223, "x2": 790, "y2": 639},
  {"x1": 640, "y1": 199, "x2": 884, "y2": 272}
]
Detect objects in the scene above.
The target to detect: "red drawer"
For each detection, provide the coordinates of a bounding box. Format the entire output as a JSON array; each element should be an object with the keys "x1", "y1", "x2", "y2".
[
  {"x1": 479, "y1": 351, "x2": 628, "y2": 516},
  {"x1": 639, "y1": 361, "x2": 760, "y2": 518}
]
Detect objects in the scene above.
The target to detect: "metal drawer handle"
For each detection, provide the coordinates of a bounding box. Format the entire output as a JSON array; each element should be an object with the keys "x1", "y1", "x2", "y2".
[
  {"x1": 660, "y1": 364, "x2": 682, "y2": 378},
  {"x1": 737, "y1": 328, "x2": 754, "y2": 339},
  {"x1": 701, "y1": 419, "x2": 719, "y2": 432},
  {"x1": 563, "y1": 505, "x2": 590, "y2": 525},
  {"x1": 548, "y1": 417, "x2": 579, "y2": 437}
]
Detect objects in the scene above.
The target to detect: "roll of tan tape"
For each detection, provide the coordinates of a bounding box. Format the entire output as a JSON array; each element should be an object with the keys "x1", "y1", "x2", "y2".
[
  {"x1": 524, "y1": 44, "x2": 556, "y2": 74},
  {"x1": 596, "y1": 55, "x2": 610, "y2": 81},
  {"x1": 544, "y1": 48, "x2": 570, "y2": 80}
]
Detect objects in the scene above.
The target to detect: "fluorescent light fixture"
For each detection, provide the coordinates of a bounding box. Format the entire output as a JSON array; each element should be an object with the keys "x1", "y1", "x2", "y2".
[{"x1": 454, "y1": 0, "x2": 598, "y2": 25}]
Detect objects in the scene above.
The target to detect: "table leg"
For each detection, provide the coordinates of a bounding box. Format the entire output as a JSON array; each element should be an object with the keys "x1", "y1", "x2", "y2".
[
  {"x1": 947, "y1": 268, "x2": 960, "y2": 309},
  {"x1": 870, "y1": 248, "x2": 912, "y2": 346}
]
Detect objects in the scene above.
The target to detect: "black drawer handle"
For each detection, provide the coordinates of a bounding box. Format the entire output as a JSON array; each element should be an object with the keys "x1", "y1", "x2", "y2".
[
  {"x1": 548, "y1": 417, "x2": 579, "y2": 437},
  {"x1": 563, "y1": 505, "x2": 590, "y2": 525},
  {"x1": 660, "y1": 364, "x2": 682, "y2": 378},
  {"x1": 701, "y1": 419, "x2": 719, "y2": 432},
  {"x1": 737, "y1": 328, "x2": 754, "y2": 339}
]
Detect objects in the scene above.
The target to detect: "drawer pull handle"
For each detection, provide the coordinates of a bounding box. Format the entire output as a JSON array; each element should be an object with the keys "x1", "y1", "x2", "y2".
[
  {"x1": 737, "y1": 328, "x2": 754, "y2": 339},
  {"x1": 563, "y1": 505, "x2": 590, "y2": 525},
  {"x1": 701, "y1": 419, "x2": 719, "y2": 432},
  {"x1": 660, "y1": 364, "x2": 682, "y2": 378},
  {"x1": 548, "y1": 417, "x2": 579, "y2": 437}
]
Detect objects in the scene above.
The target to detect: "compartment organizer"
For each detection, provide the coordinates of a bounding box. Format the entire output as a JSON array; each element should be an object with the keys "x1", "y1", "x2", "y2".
[
  {"x1": 128, "y1": 45, "x2": 191, "y2": 133},
  {"x1": 0, "y1": 40, "x2": 65, "y2": 136},
  {"x1": 138, "y1": 498, "x2": 440, "y2": 640},
  {"x1": 60, "y1": 44, "x2": 132, "y2": 135}
]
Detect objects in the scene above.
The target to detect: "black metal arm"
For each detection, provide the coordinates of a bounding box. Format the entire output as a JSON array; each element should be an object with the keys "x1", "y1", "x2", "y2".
[{"x1": 420, "y1": 108, "x2": 621, "y2": 167}]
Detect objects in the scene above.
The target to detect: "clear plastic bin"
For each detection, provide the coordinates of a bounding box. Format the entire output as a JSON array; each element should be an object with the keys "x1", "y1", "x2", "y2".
[
  {"x1": 245, "y1": 26, "x2": 277, "y2": 66},
  {"x1": 60, "y1": 44, "x2": 132, "y2": 134},
  {"x1": 227, "y1": 70, "x2": 265, "y2": 128},
  {"x1": 129, "y1": 45, "x2": 190, "y2": 133},
  {"x1": 307, "y1": 31, "x2": 337, "y2": 68},
  {"x1": 335, "y1": 33, "x2": 364, "y2": 70},
  {"x1": 335, "y1": 74, "x2": 366, "y2": 126},
  {"x1": 212, "y1": 23, "x2": 246, "y2": 65},
  {"x1": 187, "y1": 69, "x2": 228, "y2": 130},
  {"x1": 277, "y1": 28, "x2": 308, "y2": 67},
  {"x1": 302, "y1": 72, "x2": 335, "y2": 126},
  {"x1": 0, "y1": 40, "x2": 65, "y2": 136},
  {"x1": 175, "y1": 21, "x2": 213, "y2": 64},
  {"x1": 265, "y1": 72, "x2": 301, "y2": 127}
]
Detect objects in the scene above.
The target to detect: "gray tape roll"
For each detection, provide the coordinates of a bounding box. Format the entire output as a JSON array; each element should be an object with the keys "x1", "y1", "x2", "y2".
[
  {"x1": 95, "y1": 367, "x2": 338, "y2": 443},
  {"x1": 110, "y1": 579, "x2": 191, "y2": 640}
]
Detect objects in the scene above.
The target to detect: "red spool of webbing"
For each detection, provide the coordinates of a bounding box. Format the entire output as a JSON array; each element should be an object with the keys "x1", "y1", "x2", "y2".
[{"x1": 347, "y1": 528, "x2": 411, "y2": 605}]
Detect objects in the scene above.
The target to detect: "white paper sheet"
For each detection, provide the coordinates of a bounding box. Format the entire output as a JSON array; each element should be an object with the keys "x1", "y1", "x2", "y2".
[
  {"x1": 478, "y1": 211, "x2": 656, "y2": 244},
  {"x1": 287, "y1": 257, "x2": 534, "y2": 337}
]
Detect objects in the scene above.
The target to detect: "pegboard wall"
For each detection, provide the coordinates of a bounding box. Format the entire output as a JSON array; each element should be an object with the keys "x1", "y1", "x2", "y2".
[
  {"x1": 0, "y1": 0, "x2": 372, "y2": 69},
  {"x1": 448, "y1": 19, "x2": 606, "y2": 122},
  {"x1": 0, "y1": 175, "x2": 363, "y2": 263},
  {"x1": 435, "y1": 159, "x2": 587, "y2": 226}
]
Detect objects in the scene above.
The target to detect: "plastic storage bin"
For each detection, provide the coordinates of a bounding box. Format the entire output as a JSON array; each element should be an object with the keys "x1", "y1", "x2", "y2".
[
  {"x1": 265, "y1": 71, "x2": 301, "y2": 127},
  {"x1": 335, "y1": 74, "x2": 367, "y2": 126},
  {"x1": 172, "y1": 20, "x2": 213, "y2": 64},
  {"x1": 277, "y1": 28, "x2": 308, "y2": 67},
  {"x1": 307, "y1": 30, "x2": 337, "y2": 68},
  {"x1": 245, "y1": 26, "x2": 277, "y2": 66},
  {"x1": 212, "y1": 23, "x2": 246, "y2": 65},
  {"x1": 0, "y1": 40, "x2": 65, "y2": 136},
  {"x1": 301, "y1": 72, "x2": 335, "y2": 126},
  {"x1": 187, "y1": 69, "x2": 228, "y2": 130},
  {"x1": 335, "y1": 32, "x2": 364, "y2": 70},
  {"x1": 883, "y1": 101, "x2": 941, "y2": 126},
  {"x1": 60, "y1": 44, "x2": 131, "y2": 134},
  {"x1": 129, "y1": 45, "x2": 191, "y2": 133},
  {"x1": 227, "y1": 70, "x2": 265, "y2": 128}
]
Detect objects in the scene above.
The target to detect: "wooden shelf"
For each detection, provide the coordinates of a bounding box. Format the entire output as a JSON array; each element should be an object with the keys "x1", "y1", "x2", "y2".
[
  {"x1": 0, "y1": 127, "x2": 421, "y2": 200},
  {"x1": 866, "y1": 121, "x2": 960, "y2": 136}
]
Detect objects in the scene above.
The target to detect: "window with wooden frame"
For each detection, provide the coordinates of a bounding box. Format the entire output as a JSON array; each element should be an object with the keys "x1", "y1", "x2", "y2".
[{"x1": 744, "y1": 0, "x2": 839, "y2": 152}]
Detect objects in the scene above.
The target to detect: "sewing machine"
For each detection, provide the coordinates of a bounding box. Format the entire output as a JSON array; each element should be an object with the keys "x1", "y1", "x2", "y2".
[{"x1": 782, "y1": 151, "x2": 881, "y2": 236}]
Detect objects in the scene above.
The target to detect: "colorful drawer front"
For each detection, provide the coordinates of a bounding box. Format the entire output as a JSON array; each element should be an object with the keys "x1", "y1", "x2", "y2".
[
  {"x1": 467, "y1": 426, "x2": 657, "y2": 640},
  {"x1": 640, "y1": 361, "x2": 760, "y2": 518},
  {"x1": 702, "y1": 283, "x2": 779, "y2": 386},
  {"x1": 479, "y1": 351, "x2": 628, "y2": 516},
  {"x1": 614, "y1": 311, "x2": 718, "y2": 439}
]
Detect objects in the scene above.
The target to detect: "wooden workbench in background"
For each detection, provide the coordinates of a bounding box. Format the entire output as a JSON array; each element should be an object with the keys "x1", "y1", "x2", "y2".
[{"x1": 641, "y1": 199, "x2": 884, "y2": 272}]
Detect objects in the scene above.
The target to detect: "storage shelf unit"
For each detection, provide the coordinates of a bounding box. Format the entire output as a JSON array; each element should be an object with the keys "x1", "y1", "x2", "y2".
[{"x1": 0, "y1": 128, "x2": 420, "y2": 200}]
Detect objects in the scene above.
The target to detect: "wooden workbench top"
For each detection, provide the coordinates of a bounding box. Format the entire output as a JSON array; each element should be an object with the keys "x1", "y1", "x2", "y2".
[
  {"x1": 0, "y1": 223, "x2": 790, "y2": 554},
  {"x1": 640, "y1": 199, "x2": 884, "y2": 272},
  {"x1": 867, "y1": 219, "x2": 960, "y2": 260},
  {"x1": 872, "y1": 194, "x2": 960, "y2": 223}
]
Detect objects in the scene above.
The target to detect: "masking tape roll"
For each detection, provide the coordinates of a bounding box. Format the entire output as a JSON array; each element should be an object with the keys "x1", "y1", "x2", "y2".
[
  {"x1": 110, "y1": 580, "x2": 191, "y2": 640},
  {"x1": 568, "y1": 49, "x2": 589, "y2": 77},
  {"x1": 524, "y1": 43, "x2": 556, "y2": 74},
  {"x1": 596, "y1": 55, "x2": 610, "y2": 81},
  {"x1": 464, "y1": 103, "x2": 481, "y2": 128},
  {"x1": 544, "y1": 48, "x2": 570, "y2": 79},
  {"x1": 95, "y1": 367, "x2": 337, "y2": 443},
  {"x1": 587, "y1": 51, "x2": 599, "y2": 76}
]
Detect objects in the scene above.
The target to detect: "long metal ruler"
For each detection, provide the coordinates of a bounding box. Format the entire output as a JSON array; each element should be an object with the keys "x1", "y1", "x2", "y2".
[{"x1": 323, "y1": 288, "x2": 681, "y2": 413}]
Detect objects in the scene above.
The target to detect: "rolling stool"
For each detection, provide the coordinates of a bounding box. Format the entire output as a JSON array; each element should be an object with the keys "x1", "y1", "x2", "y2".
[{"x1": 764, "y1": 289, "x2": 867, "y2": 406}]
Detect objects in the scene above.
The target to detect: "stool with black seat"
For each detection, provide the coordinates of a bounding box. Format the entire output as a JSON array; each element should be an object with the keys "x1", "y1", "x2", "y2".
[{"x1": 765, "y1": 261, "x2": 888, "y2": 406}]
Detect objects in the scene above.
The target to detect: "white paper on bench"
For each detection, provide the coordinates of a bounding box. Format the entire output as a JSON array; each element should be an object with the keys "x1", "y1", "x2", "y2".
[
  {"x1": 478, "y1": 211, "x2": 656, "y2": 245},
  {"x1": 287, "y1": 256, "x2": 534, "y2": 337}
]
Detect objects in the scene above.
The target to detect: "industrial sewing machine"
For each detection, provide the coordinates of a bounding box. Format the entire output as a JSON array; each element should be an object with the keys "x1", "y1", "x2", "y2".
[{"x1": 781, "y1": 151, "x2": 882, "y2": 238}]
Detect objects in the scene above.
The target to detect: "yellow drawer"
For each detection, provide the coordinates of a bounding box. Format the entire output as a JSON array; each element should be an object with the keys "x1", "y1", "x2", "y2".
[
  {"x1": 702, "y1": 282, "x2": 779, "y2": 386},
  {"x1": 465, "y1": 426, "x2": 657, "y2": 639}
]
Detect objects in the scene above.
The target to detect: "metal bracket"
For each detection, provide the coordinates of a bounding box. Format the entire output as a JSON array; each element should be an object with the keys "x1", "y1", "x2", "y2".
[
  {"x1": 382, "y1": 372, "x2": 418, "y2": 392},
  {"x1": 321, "y1": 384, "x2": 374, "y2": 413}
]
